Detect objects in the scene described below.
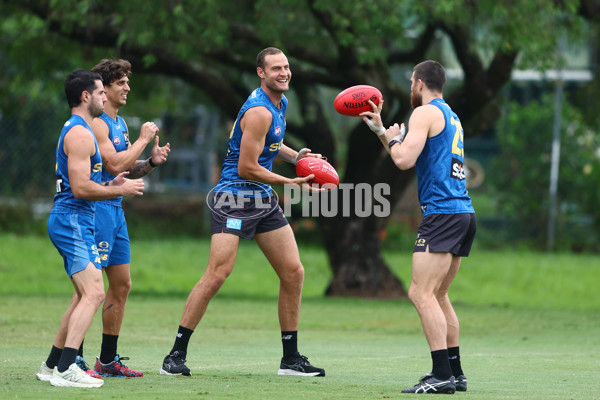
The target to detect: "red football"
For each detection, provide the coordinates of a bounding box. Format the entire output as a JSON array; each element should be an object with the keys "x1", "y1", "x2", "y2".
[
  {"x1": 333, "y1": 85, "x2": 382, "y2": 116},
  {"x1": 296, "y1": 157, "x2": 339, "y2": 188}
]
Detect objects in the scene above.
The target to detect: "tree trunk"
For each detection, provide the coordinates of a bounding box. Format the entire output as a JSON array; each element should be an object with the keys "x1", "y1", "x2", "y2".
[{"x1": 320, "y1": 215, "x2": 407, "y2": 299}]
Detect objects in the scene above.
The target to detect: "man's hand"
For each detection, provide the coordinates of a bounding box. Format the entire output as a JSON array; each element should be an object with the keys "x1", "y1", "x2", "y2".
[
  {"x1": 139, "y1": 122, "x2": 159, "y2": 145},
  {"x1": 111, "y1": 171, "x2": 145, "y2": 196},
  {"x1": 359, "y1": 98, "x2": 386, "y2": 136},
  {"x1": 293, "y1": 148, "x2": 323, "y2": 165},
  {"x1": 150, "y1": 136, "x2": 171, "y2": 166}
]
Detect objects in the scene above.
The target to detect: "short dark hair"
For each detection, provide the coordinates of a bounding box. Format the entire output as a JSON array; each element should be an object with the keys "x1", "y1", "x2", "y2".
[
  {"x1": 91, "y1": 59, "x2": 132, "y2": 86},
  {"x1": 64, "y1": 69, "x2": 102, "y2": 108},
  {"x1": 256, "y1": 47, "x2": 283, "y2": 70},
  {"x1": 413, "y1": 60, "x2": 446, "y2": 93}
]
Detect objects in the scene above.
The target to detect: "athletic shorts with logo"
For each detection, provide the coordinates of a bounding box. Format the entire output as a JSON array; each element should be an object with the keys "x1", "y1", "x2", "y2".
[
  {"x1": 210, "y1": 193, "x2": 288, "y2": 240},
  {"x1": 414, "y1": 213, "x2": 476, "y2": 257},
  {"x1": 95, "y1": 202, "x2": 131, "y2": 268},
  {"x1": 47, "y1": 212, "x2": 102, "y2": 278}
]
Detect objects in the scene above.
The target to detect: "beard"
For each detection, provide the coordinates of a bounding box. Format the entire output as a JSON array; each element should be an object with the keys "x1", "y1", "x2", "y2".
[
  {"x1": 411, "y1": 90, "x2": 422, "y2": 109},
  {"x1": 89, "y1": 101, "x2": 104, "y2": 118}
]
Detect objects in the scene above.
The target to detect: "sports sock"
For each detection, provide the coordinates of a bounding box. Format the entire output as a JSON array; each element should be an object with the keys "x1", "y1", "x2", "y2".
[
  {"x1": 45, "y1": 345, "x2": 63, "y2": 369},
  {"x1": 99, "y1": 334, "x2": 119, "y2": 364},
  {"x1": 78, "y1": 339, "x2": 84, "y2": 357},
  {"x1": 171, "y1": 325, "x2": 194, "y2": 354},
  {"x1": 57, "y1": 347, "x2": 78, "y2": 373},
  {"x1": 431, "y1": 349, "x2": 452, "y2": 380},
  {"x1": 281, "y1": 331, "x2": 298, "y2": 359},
  {"x1": 448, "y1": 346, "x2": 464, "y2": 377}
]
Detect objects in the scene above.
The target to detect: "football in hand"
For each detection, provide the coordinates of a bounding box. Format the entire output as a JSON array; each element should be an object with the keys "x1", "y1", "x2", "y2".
[
  {"x1": 296, "y1": 157, "x2": 339, "y2": 188},
  {"x1": 333, "y1": 85, "x2": 382, "y2": 116}
]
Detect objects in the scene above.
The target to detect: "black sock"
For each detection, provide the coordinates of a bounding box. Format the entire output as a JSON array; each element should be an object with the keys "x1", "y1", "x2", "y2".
[
  {"x1": 448, "y1": 346, "x2": 464, "y2": 377},
  {"x1": 100, "y1": 334, "x2": 119, "y2": 364},
  {"x1": 431, "y1": 349, "x2": 452, "y2": 380},
  {"x1": 78, "y1": 339, "x2": 84, "y2": 358},
  {"x1": 281, "y1": 331, "x2": 298, "y2": 359},
  {"x1": 57, "y1": 347, "x2": 78, "y2": 373},
  {"x1": 45, "y1": 345, "x2": 63, "y2": 369},
  {"x1": 171, "y1": 325, "x2": 194, "y2": 354}
]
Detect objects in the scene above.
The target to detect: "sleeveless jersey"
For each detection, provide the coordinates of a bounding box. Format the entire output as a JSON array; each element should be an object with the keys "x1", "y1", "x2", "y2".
[
  {"x1": 215, "y1": 88, "x2": 287, "y2": 197},
  {"x1": 415, "y1": 98, "x2": 474, "y2": 216},
  {"x1": 52, "y1": 114, "x2": 103, "y2": 215},
  {"x1": 97, "y1": 112, "x2": 130, "y2": 206}
]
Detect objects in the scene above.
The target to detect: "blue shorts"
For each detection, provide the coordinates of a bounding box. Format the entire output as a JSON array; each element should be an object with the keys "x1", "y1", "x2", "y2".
[
  {"x1": 95, "y1": 202, "x2": 131, "y2": 268},
  {"x1": 47, "y1": 212, "x2": 102, "y2": 278}
]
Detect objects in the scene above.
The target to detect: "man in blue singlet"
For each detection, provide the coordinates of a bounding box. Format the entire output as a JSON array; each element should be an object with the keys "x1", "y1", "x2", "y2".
[
  {"x1": 361, "y1": 60, "x2": 476, "y2": 394},
  {"x1": 70, "y1": 59, "x2": 169, "y2": 378},
  {"x1": 160, "y1": 47, "x2": 326, "y2": 377},
  {"x1": 37, "y1": 69, "x2": 145, "y2": 388}
]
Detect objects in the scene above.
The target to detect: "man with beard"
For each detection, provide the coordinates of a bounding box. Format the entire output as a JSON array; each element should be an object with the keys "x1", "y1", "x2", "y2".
[
  {"x1": 160, "y1": 47, "x2": 325, "y2": 378},
  {"x1": 36, "y1": 69, "x2": 145, "y2": 388},
  {"x1": 67, "y1": 59, "x2": 169, "y2": 379},
  {"x1": 360, "y1": 60, "x2": 476, "y2": 394}
]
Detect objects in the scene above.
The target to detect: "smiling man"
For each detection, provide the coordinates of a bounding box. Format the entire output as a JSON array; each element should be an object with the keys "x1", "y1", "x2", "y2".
[
  {"x1": 66, "y1": 59, "x2": 171, "y2": 378},
  {"x1": 160, "y1": 47, "x2": 326, "y2": 378}
]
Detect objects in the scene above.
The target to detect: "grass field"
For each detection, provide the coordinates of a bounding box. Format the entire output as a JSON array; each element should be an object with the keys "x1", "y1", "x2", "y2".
[{"x1": 1, "y1": 233, "x2": 600, "y2": 399}]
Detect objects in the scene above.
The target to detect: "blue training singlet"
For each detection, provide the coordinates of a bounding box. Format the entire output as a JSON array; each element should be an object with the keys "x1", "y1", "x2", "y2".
[
  {"x1": 52, "y1": 114, "x2": 103, "y2": 215},
  {"x1": 97, "y1": 112, "x2": 130, "y2": 206},
  {"x1": 415, "y1": 98, "x2": 474, "y2": 216},
  {"x1": 214, "y1": 88, "x2": 287, "y2": 197}
]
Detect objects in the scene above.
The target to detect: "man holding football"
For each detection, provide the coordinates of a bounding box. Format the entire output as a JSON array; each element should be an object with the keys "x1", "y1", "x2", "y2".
[
  {"x1": 361, "y1": 60, "x2": 476, "y2": 394},
  {"x1": 160, "y1": 47, "x2": 325, "y2": 377}
]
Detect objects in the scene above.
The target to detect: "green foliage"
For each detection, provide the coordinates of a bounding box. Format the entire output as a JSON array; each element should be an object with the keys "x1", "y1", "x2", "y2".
[
  {"x1": 488, "y1": 91, "x2": 600, "y2": 249},
  {"x1": 2, "y1": 232, "x2": 599, "y2": 310}
]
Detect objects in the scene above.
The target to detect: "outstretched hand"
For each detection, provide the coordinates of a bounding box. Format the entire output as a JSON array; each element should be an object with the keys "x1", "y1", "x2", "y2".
[
  {"x1": 150, "y1": 136, "x2": 171, "y2": 166},
  {"x1": 111, "y1": 171, "x2": 145, "y2": 197},
  {"x1": 359, "y1": 98, "x2": 386, "y2": 136}
]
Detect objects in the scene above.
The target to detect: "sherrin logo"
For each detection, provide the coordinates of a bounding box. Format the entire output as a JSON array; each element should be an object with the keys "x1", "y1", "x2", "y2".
[
  {"x1": 114, "y1": 136, "x2": 121, "y2": 145},
  {"x1": 275, "y1": 126, "x2": 281, "y2": 136}
]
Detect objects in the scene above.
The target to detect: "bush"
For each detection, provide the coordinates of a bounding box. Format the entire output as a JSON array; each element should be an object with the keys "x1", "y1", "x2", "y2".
[{"x1": 488, "y1": 92, "x2": 600, "y2": 251}]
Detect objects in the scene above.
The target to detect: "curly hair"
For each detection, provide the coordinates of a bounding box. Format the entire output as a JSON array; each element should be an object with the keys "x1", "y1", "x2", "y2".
[{"x1": 91, "y1": 59, "x2": 132, "y2": 86}]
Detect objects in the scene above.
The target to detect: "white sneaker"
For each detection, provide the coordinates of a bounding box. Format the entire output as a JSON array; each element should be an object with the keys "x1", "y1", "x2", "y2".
[
  {"x1": 50, "y1": 363, "x2": 104, "y2": 388},
  {"x1": 35, "y1": 361, "x2": 53, "y2": 381}
]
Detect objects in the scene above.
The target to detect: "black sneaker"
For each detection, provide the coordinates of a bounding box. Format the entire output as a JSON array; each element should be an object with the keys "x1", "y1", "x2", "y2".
[
  {"x1": 401, "y1": 373, "x2": 456, "y2": 394},
  {"x1": 454, "y1": 374, "x2": 467, "y2": 392},
  {"x1": 160, "y1": 351, "x2": 191, "y2": 376},
  {"x1": 278, "y1": 352, "x2": 325, "y2": 377}
]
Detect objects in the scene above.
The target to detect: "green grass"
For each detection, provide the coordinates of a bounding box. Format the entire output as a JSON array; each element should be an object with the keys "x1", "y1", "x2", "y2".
[{"x1": 1, "y1": 232, "x2": 600, "y2": 399}]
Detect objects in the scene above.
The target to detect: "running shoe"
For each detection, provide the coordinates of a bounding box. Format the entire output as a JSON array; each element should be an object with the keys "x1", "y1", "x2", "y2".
[
  {"x1": 278, "y1": 352, "x2": 325, "y2": 377},
  {"x1": 94, "y1": 354, "x2": 144, "y2": 377},
  {"x1": 160, "y1": 350, "x2": 191, "y2": 376},
  {"x1": 36, "y1": 361, "x2": 53, "y2": 382},
  {"x1": 50, "y1": 364, "x2": 104, "y2": 388},
  {"x1": 76, "y1": 355, "x2": 101, "y2": 379},
  {"x1": 401, "y1": 373, "x2": 456, "y2": 394}
]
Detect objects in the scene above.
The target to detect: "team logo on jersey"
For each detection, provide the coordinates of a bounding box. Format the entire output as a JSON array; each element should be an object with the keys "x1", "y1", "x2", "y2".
[
  {"x1": 275, "y1": 126, "x2": 282, "y2": 136},
  {"x1": 113, "y1": 136, "x2": 121, "y2": 145},
  {"x1": 451, "y1": 158, "x2": 466, "y2": 180}
]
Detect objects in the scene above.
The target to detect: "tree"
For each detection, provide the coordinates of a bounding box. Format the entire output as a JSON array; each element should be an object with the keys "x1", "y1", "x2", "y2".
[{"x1": 0, "y1": 0, "x2": 590, "y2": 297}]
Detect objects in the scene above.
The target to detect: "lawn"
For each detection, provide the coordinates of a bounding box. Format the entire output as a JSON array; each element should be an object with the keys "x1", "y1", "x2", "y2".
[{"x1": 0, "y1": 233, "x2": 599, "y2": 399}]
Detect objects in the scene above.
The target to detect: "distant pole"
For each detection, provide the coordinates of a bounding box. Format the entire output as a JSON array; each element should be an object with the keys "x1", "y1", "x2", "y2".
[{"x1": 547, "y1": 35, "x2": 566, "y2": 251}]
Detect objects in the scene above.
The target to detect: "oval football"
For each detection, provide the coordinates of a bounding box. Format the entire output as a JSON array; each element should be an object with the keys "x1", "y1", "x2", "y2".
[
  {"x1": 295, "y1": 157, "x2": 339, "y2": 188},
  {"x1": 333, "y1": 85, "x2": 382, "y2": 116}
]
